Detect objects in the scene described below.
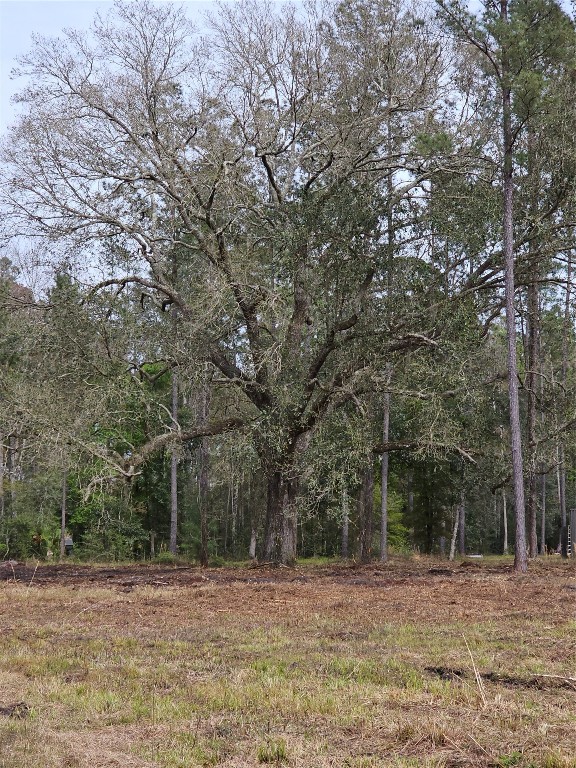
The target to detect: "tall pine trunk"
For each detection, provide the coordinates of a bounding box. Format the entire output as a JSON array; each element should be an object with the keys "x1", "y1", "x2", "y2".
[
  {"x1": 525, "y1": 127, "x2": 541, "y2": 559},
  {"x1": 559, "y1": 252, "x2": 572, "y2": 558},
  {"x1": 525, "y1": 281, "x2": 540, "y2": 558},
  {"x1": 169, "y1": 370, "x2": 179, "y2": 555},
  {"x1": 501, "y1": 0, "x2": 527, "y2": 571},
  {"x1": 380, "y1": 387, "x2": 391, "y2": 562}
]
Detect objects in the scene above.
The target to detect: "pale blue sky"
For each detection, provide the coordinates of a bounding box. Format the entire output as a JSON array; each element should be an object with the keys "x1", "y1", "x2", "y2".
[
  {"x1": 2, "y1": 0, "x2": 572, "y2": 136},
  {"x1": 0, "y1": 0, "x2": 217, "y2": 135}
]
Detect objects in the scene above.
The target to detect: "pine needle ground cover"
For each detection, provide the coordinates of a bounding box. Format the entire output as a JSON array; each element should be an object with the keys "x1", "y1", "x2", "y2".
[{"x1": 0, "y1": 558, "x2": 574, "y2": 768}]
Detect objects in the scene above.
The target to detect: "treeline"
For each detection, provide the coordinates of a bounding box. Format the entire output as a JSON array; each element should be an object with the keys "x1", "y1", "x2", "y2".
[{"x1": 1, "y1": 0, "x2": 576, "y2": 567}]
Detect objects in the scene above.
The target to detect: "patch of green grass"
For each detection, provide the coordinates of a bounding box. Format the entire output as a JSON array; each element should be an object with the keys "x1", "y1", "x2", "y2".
[
  {"x1": 497, "y1": 751, "x2": 523, "y2": 767},
  {"x1": 257, "y1": 737, "x2": 288, "y2": 764},
  {"x1": 296, "y1": 556, "x2": 341, "y2": 566}
]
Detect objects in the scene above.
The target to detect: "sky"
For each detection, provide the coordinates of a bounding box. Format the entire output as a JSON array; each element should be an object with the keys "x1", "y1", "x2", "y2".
[
  {"x1": 0, "y1": 0, "x2": 217, "y2": 135},
  {"x1": 1, "y1": 0, "x2": 573, "y2": 135}
]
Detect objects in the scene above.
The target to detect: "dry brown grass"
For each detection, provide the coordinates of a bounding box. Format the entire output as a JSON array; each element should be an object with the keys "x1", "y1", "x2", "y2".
[{"x1": 0, "y1": 556, "x2": 575, "y2": 767}]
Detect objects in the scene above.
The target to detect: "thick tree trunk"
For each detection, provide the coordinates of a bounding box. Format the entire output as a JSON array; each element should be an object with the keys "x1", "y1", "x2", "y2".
[
  {"x1": 501, "y1": 2, "x2": 527, "y2": 572},
  {"x1": 260, "y1": 430, "x2": 310, "y2": 565},
  {"x1": 262, "y1": 470, "x2": 298, "y2": 565},
  {"x1": 358, "y1": 466, "x2": 374, "y2": 564}
]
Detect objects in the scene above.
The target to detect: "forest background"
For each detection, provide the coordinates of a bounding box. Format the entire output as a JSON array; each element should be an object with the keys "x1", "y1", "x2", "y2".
[{"x1": 1, "y1": 0, "x2": 576, "y2": 571}]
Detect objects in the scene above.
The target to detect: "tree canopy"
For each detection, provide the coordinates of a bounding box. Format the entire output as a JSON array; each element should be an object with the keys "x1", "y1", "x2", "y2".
[{"x1": 1, "y1": 0, "x2": 576, "y2": 567}]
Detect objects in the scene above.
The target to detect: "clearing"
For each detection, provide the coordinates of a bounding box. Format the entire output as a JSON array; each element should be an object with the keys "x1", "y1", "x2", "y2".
[{"x1": 0, "y1": 557, "x2": 575, "y2": 768}]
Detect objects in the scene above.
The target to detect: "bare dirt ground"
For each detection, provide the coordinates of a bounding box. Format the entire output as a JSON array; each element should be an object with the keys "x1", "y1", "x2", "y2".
[
  {"x1": 1, "y1": 556, "x2": 574, "y2": 623},
  {"x1": 0, "y1": 557, "x2": 575, "y2": 768}
]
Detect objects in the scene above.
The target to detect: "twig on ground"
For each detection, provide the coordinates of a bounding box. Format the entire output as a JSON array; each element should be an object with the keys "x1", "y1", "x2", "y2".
[
  {"x1": 532, "y1": 673, "x2": 576, "y2": 683},
  {"x1": 466, "y1": 733, "x2": 491, "y2": 757},
  {"x1": 463, "y1": 634, "x2": 487, "y2": 707}
]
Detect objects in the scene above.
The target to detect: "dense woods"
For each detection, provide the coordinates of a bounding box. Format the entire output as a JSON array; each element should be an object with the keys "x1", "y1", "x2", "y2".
[{"x1": 1, "y1": 0, "x2": 576, "y2": 569}]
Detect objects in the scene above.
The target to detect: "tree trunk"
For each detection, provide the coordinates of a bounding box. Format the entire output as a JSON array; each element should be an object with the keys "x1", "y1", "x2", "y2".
[
  {"x1": 60, "y1": 472, "x2": 67, "y2": 561},
  {"x1": 558, "y1": 447, "x2": 568, "y2": 558},
  {"x1": 540, "y1": 472, "x2": 546, "y2": 555},
  {"x1": 198, "y1": 437, "x2": 209, "y2": 566},
  {"x1": 8, "y1": 434, "x2": 18, "y2": 513},
  {"x1": 558, "y1": 252, "x2": 572, "y2": 558},
  {"x1": 247, "y1": 476, "x2": 257, "y2": 559},
  {"x1": 231, "y1": 478, "x2": 238, "y2": 552},
  {"x1": 502, "y1": 488, "x2": 509, "y2": 555},
  {"x1": 526, "y1": 470, "x2": 538, "y2": 558},
  {"x1": 0, "y1": 435, "x2": 4, "y2": 519},
  {"x1": 281, "y1": 484, "x2": 297, "y2": 564},
  {"x1": 525, "y1": 280, "x2": 539, "y2": 558},
  {"x1": 341, "y1": 487, "x2": 349, "y2": 559},
  {"x1": 358, "y1": 465, "x2": 374, "y2": 564},
  {"x1": 458, "y1": 499, "x2": 465, "y2": 557},
  {"x1": 380, "y1": 386, "x2": 391, "y2": 562},
  {"x1": 407, "y1": 469, "x2": 414, "y2": 519},
  {"x1": 169, "y1": 370, "x2": 179, "y2": 555},
  {"x1": 525, "y1": 123, "x2": 542, "y2": 559},
  {"x1": 501, "y1": 0, "x2": 527, "y2": 572},
  {"x1": 249, "y1": 528, "x2": 257, "y2": 559},
  {"x1": 449, "y1": 507, "x2": 459, "y2": 561},
  {"x1": 197, "y1": 376, "x2": 210, "y2": 567},
  {"x1": 261, "y1": 470, "x2": 298, "y2": 565},
  {"x1": 539, "y1": 358, "x2": 547, "y2": 555}
]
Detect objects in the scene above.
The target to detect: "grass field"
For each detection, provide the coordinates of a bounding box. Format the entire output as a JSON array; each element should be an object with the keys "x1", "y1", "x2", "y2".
[{"x1": 0, "y1": 556, "x2": 575, "y2": 767}]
